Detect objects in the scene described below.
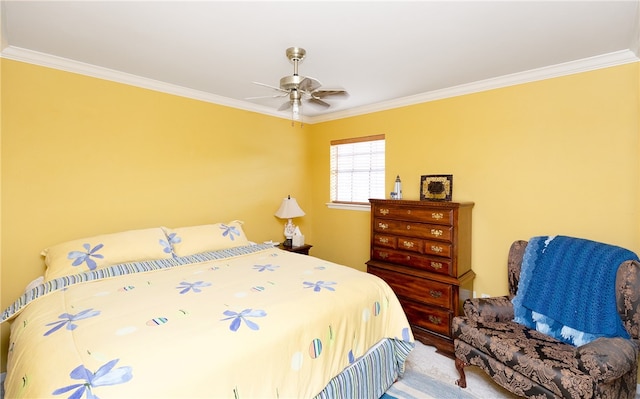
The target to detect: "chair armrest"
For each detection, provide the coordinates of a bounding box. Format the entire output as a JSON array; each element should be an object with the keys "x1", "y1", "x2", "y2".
[
  {"x1": 575, "y1": 337, "x2": 639, "y2": 383},
  {"x1": 462, "y1": 296, "x2": 514, "y2": 323}
]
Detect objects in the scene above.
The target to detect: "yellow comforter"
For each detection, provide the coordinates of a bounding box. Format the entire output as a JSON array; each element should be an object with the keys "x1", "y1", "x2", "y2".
[{"x1": 4, "y1": 245, "x2": 412, "y2": 398}]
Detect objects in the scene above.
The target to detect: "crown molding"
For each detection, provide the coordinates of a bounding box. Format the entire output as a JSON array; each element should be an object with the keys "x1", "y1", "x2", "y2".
[
  {"x1": 0, "y1": 46, "x2": 290, "y2": 121},
  {"x1": 2, "y1": 46, "x2": 638, "y2": 125},
  {"x1": 308, "y1": 49, "x2": 640, "y2": 123}
]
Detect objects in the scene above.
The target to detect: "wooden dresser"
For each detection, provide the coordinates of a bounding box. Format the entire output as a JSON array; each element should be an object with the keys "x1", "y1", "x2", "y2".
[{"x1": 366, "y1": 199, "x2": 474, "y2": 357}]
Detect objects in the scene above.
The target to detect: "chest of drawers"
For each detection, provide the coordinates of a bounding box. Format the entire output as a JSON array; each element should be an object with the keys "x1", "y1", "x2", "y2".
[{"x1": 366, "y1": 199, "x2": 474, "y2": 357}]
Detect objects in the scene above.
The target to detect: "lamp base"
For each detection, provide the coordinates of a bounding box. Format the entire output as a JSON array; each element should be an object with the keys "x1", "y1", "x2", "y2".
[{"x1": 283, "y1": 238, "x2": 293, "y2": 247}]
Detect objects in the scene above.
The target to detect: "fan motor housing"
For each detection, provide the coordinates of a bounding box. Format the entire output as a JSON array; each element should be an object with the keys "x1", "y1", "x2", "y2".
[
  {"x1": 286, "y1": 47, "x2": 306, "y2": 62},
  {"x1": 280, "y1": 75, "x2": 305, "y2": 91}
]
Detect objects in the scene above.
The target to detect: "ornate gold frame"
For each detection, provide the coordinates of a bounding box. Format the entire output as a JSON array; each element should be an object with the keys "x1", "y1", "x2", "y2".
[{"x1": 420, "y1": 174, "x2": 453, "y2": 201}]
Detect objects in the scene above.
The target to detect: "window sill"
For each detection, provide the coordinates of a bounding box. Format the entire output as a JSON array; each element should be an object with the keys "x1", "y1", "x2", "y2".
[{"x1": 325, "y1": 202, "x2": 371, "y2": 212}]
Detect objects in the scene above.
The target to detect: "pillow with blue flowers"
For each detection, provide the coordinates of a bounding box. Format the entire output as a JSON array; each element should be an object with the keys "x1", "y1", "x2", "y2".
[
  {"x1": 42, "y1": 227, "x2": 172, "y2": 281},
  {"x1": 162, "y1": 220, "x2": 250, "y2": 257}
]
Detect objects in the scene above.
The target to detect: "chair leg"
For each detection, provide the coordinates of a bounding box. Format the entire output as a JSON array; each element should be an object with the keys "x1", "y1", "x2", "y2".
[{"x1": 455, "y1": 357, "x2": 468, "y2": 388}]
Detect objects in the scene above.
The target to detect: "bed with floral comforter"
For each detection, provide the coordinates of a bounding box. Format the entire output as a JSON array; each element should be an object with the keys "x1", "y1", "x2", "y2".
[{"x1": 2, "y1": 223, "x2": 413, "y2": 398}]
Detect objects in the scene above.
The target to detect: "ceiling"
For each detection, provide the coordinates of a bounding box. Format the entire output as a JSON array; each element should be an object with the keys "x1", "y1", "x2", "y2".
[{"x1": 1, "y1": 1, "x2": 639, "y2": 123}]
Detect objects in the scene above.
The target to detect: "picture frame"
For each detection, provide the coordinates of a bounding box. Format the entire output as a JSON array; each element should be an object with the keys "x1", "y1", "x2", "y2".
[{"x1": 420, "y1": 174, "x2": 453, "y2": 201}]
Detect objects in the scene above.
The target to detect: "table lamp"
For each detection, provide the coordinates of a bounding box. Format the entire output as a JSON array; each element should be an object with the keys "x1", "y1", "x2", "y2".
[{"x1": 274, "y1": 195, "x2": 305, "y2": 247}]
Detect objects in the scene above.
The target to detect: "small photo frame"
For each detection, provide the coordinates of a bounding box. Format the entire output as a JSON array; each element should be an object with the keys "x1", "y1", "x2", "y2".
[{"x1": 420, "y1": 175, "x2": 453, "y2": 201}]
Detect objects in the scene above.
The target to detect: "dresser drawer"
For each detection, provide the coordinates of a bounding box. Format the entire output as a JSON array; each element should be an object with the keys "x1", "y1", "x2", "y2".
[
  {"x1": 423, "y1": 240, "x2": 451, "y2": 257},
  {"x1": 373, "y1": 234, "x2": 397, "y2": 249},
  {"x1": 374, "y1": 219, "x2": 453, "y2": 242},
  {"x1": 373, "y1": 204, "x2": 454, "y2": 225},
  {"x1": 372, "y1": 236, "x2": 451, "y2": 258},
  {"x1": 397, "y1": 236, "x2": 423, "y2": 253},
  {"x1": 372, "y1": 248, "x2": 452, "y2": 275},
  {"x1": 368, "y1": 266, "x2": 452, "y2": 308},
  {"x1": 373, "y1": 234, "x2": 424, "y2": 253},
  {"x1": 399, "y1": 299, "x2": 451, "y2": 337}
]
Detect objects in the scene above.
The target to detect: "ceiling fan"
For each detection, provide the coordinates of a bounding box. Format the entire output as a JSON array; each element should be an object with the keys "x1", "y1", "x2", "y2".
[{"x1": 248, "y1": 47, "x2": 348, "y2": 120}]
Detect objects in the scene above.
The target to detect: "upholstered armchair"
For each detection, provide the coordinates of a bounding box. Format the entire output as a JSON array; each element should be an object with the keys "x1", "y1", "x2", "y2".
[{"x1": 453, "y1": 239, "x2": 640, "y2": 399}]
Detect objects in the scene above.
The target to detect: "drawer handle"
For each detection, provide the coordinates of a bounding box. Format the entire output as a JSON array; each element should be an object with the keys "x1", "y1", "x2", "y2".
[
  {"x1": 431, "y1": 245, "x2": 443, "y2": 253},
  {"x1": 379, "y1": 208, "x2": 390, "y2": 215},
  {"x1": 403, "y1": 241, "x2": 414, "y2": 248},
  {"x1": 431, "y1": 212, "x2": 444, "y2": 220},
  {"x1": 407, "y1": 210, "x2": 412, "y2": 215},
  {"x1": 378, "y1": 223, "x2": 389, "y2": 230},
  {"x1": 378, "y1": 237, "x2": 389, "y2": 244},
  {"x1": 406, "y1": 255, "x2": 411, "y2": 261},
  {"x1": 379, "y1": 252, "x2": 389, "y2": 259},
  {"x1": 430, "y1": 229, "x2": 443, "y2": 237},
  {"x1": 431, "y1": 262, "x2": 443, "y2": 270},
  {"x1": 406, "y1": 225, "x2": 411, "y2": 230},
  {"x1": 428, "y1": 315, "x2": 442, "y2": 325},
  {"x1": 429, "y1": 289, "x2": 442, "y2": 298}
]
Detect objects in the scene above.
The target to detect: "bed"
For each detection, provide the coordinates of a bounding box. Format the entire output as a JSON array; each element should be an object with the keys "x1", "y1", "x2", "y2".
[{"x1": 2, "y1": 221, "x2": 414, "y2": 398}]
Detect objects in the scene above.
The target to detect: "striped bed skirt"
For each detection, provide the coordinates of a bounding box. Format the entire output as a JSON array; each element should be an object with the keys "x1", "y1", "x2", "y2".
[{"x1": 315, "y1": 338, "x2": 414, "y2": 399}]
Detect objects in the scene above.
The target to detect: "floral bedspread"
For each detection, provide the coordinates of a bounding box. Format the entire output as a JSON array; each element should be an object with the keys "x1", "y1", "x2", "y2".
[{"x1": 3, "y1": 245, "x2": 412, "y2": 398}]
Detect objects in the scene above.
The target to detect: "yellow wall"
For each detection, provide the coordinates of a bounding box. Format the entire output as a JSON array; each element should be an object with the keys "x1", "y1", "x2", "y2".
[
  {"x1": 308, "y1": 63, "x2": 640, "y2": 299},
  {"x1": 0, "y1": 59, "x2": 311, "y2": 371},
  {"x1": 1, "y1": 59, "x2": 639, "y2": 374}
]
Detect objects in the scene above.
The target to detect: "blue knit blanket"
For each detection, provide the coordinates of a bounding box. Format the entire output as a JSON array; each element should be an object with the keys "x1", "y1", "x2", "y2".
[{"x1": 512, "y1": 235, "x2": 639, "y2": 346}]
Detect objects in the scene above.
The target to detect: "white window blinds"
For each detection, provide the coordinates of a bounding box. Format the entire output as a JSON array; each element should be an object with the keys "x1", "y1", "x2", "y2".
[{"x1": 330, "y1": 134, "x2": 385, "y2": 204}]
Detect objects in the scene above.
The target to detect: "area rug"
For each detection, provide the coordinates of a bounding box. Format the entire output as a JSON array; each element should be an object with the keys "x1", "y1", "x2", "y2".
[{"x1": 382, "y1": 341, "x2": 518, "y2": 399}]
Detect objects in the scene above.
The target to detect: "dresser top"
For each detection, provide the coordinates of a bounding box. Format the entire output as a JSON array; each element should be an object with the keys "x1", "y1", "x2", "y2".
[{"x1": 369, "y1": 199, "x2": 474, "y2": 208}]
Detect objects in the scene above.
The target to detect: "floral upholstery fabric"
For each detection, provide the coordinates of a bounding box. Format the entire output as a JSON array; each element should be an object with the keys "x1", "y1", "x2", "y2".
[{"x1": 453, "y1": 240, "x2": 640, "y2": 399}]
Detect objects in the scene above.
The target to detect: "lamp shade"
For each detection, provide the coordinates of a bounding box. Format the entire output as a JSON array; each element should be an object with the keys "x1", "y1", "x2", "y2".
[{"x1": 274, "y1": 196, "x2": 305, "y2": 219}]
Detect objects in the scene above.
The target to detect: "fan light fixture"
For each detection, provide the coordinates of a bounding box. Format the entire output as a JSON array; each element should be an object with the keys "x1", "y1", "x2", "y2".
[{"x1": 290, "y1": 89, "x2": 302, "y2": 121}]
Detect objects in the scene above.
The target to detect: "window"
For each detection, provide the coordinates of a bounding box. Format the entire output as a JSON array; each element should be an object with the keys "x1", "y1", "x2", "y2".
[{"x1": 330, "y1": 134, "x2": 385, "y2": 205}]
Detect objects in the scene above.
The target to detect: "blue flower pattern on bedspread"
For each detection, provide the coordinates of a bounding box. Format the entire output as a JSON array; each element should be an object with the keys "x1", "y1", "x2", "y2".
[
  {"x1": 253, "y1": 264, "x2": 279, "y2": 272},
  {"x1": 303, "y1": 281, "x2": 337, "y2": 292},
  {"x1": 221, "y1": 309, "x2": 267, "y2": 331},
  {"x1": 176, "y1": 281, "x2": 212, "y2": 294},
  {"x1": 52, "y1": 359, "x2": 132, "y2": 399},
  {"x1": 44, "y1": 309, "x2": 101, "y2": 336},
  {"x1": 68, "y1": 243, "x2": 104, "y2": 270}
]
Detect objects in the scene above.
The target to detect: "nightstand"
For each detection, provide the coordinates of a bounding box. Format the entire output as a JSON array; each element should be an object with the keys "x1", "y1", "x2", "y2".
[{"x1": 279, "y1": 244, "x2": 312, "y2": 255}]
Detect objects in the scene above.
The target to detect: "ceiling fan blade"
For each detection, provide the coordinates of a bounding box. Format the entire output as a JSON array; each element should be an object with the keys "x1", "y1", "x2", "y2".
[
  {"x1": 245, "y1": 93, "x2": 289, "y2": 100},
  {"x1": 307, "y1": 98, "x2": 331, "y2": 108},
  {"x1": 252, "y1": 81, "x2": 288, "y2": 93},
  {"x1": 298, "y1": 76, "x2": 322, "y2": 93},
  {"x1": 311, "y1": 89, "x2": 349, "y2": 99},
  {"x1": 278, "y1": 101, "x2": 292, "y2": 111}
]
